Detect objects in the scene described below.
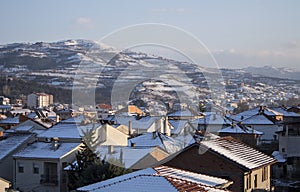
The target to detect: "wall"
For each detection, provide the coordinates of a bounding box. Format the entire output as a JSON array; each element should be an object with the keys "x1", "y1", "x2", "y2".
[
  {"x1": 15, "y1": 159, "x2": 59, "y2": 192},
  {"x1": 27, "y1": 94, "x2": 37, "y2": 108},
  {"x1": 244, "y1": 166, "x2": 272, "y2": 192}
]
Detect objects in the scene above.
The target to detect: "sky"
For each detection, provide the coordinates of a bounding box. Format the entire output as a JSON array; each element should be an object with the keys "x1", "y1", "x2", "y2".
[{"x1": 0, "y1": 0, "x2": 300, "y2": 70}]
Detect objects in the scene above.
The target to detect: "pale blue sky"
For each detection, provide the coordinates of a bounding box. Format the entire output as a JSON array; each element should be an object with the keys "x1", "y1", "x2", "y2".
[{"x1": 0, "y1": 0, "x2": 299, "y2": 69}]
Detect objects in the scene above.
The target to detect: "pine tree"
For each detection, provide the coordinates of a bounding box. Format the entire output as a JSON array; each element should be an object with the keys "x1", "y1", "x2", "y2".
[{"x1": 67, "y1": 142, "x2": 131, "y2": 190}]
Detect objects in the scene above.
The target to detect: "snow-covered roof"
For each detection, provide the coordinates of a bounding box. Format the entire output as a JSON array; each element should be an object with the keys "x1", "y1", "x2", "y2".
[
  {"x1": 219, "y1": 124, "x2": 263, "y2": 135},
  {"x1": 128, "y1": 132, "x2": 183, "y2": 154},
  {"x1": 77, "y1": 168, "x2": 177, "y2": 192},
  {"x1": 60, "y1": 115, "x2": 85, "y2": 124},
  {"x1": 96, "y1": 146, "x2": 167, "y2": 169},
  {"x1": 168, "y1": 109, "x2": 195, "y2": 117},
  {"x1": 14, "y1": 125, "x2": 34, "y2": 132},
  {"x1": 37, "y1": 123, "x2": 81, "y2": 139},
  {"x1": 263, "y1": 108, "x2": 283, "y2": 116},
  {"x1": 0, "y1": 133, "x2": 34, "y2": 160},
  {"x1": 269, "y1": 107, "x2": 300, "y2": 117},
  {"x1": 9, "y1": 109, "x2": 31, "y2": 115},
  {"x1": 272, "y1": 151, "x2": 286, "y2": 163},
  {"x1": 116, "y1": 116, "x2": 159, "y2": 130},
  {"x1": 229, "y1": 107, "x2": 260, "y2": 121},
  {"x1": 13, "y1": 142, "x2": 80, "y2": 159},
  {"x1": 242, "y1": 114, "x2": 274, "y2": 125},
  {"x1": 168, "y1": 120, "x2": 188, "y2": 135},
  {"x1": 0, "y1": 116, "x2": 19, "y2": 124},
  {"x1": 154, "y1": 166, "x2": 231, "y2": 187},
  {"x1": 200, "y1": 137, "x2": 277, "y2": 170},
  {"x1": 193, "y1": 114, "x2": 231, "y2": 125},
  {"x1": 77, "y1": 166, "x2": 230, "y2": 192}
]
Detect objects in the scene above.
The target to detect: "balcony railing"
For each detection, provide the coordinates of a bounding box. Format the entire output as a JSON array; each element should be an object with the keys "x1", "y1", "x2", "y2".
[{"x1": 40, "y1": 174, "x2": 58, "y2": 185}]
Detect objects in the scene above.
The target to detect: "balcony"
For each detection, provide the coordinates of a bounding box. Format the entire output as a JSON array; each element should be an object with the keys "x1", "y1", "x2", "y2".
[{"x1": 40, "y1": 174, "x2": 58, "y2": 186}]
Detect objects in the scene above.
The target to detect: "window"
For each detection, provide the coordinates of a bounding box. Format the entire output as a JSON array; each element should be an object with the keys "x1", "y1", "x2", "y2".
[
  {"x1": 18, "y1": 163, "x2": 24, "y2": 173},
  {"x1": 254, "y1": 174, "x2": 257, "y2": 188},
  {"x1": 246, "y1": 175, "x2": 251, "y2": 189},
  {"x1": 282, "y1": 148, "x2": 286, "y2": 152},
  {"x1": 33, "y1": 164, "x2": 39, "y2": 174},
  {"x1": 262, "y1": 166, "x2": 268, "y2": 182}
]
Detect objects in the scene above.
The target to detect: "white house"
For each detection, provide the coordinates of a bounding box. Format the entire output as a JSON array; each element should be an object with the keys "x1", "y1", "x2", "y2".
[{"x1": 13, "y1": 141, "x2": 81, "y2": 192}]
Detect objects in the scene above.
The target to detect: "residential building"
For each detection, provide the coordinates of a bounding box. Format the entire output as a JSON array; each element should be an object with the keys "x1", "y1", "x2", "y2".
[
  {"x1": 274, "y1": 116, "x2": 300, "y2": 178},
  {"x1": 0, "y1": 177, "x2": 10, "y2": 192},
  {"x1": 218, "y1": 123, "x2": 263, "y2": 147},
  {"x1": 116, "y1": 115, "x2": 167, "y2": 134},
  {"x1": 0, "y1": 132, "x2": 35, "y2": 182},
  {"x1": 27, "y1": 93, "x2": 53, "y2": 108},
  {"x1": 0, "y1": 96, "x2": 10, "y2": 105},
  {"x1": 190, "y1": 113, "x2": 231, "y2": 133},
  {"x1": 160, "y1": 137, "x2": 277, "y2": 191},
  {"x1": 96, "y1": 145, "x2": 169, "y2": 170},
  {"x1": 13, "y1": 141, "x2": 81, "y2": 192},
  {"x1": 128, "y1": 131, "x2": 193, "y2": 154},
  {"x1": 77, "y1": 166, "x2": 232, "y2": 192}
]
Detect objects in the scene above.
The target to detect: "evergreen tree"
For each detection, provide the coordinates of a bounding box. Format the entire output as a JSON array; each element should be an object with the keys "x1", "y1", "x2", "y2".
[{"x1": 67, "y1": 142, "x2": 131, "y2": 190}]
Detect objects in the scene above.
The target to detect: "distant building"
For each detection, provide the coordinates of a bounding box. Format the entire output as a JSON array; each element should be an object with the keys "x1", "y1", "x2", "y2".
[
  {"x1": 0, "y1": 96, "x2": 10, "y2": 105},
  {"x1": 218, "y1": 123, "x2": 263, "y2": 147},
  {"x1": 27, "y1": 93, "x2": 53, "y2": 108}
]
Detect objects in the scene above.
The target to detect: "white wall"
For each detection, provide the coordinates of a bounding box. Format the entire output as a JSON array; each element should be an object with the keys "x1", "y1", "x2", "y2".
[
  {"x1": 27, "y1": 94, "x2": 37, "y2": 108},
  {"x1": 0, "y1": 177, "x2": 10, "y2": 192}
]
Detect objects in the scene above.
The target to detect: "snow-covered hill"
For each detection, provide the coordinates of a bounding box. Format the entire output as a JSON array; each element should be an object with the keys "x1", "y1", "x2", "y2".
[{"x1": 243, "y1": 66, "x2": 300, "y2": 80}]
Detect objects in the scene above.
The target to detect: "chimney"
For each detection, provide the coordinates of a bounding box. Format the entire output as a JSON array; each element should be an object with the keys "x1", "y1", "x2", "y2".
[
  {"x1": 19, "y1": 114, "x2": 29, "y2": 123},
  {"x1": 231, "y1": 122, "x2": 235, "y2": 128},
  {"x1": 108, "y1": 145, "x2": 114, "y2": 154},
  {"x1": 128, "y1": 120, "x2": 132, "y2": 135},
  {"x1": 130, "y1": 142, "x2": 136, "y2": 147},
  {"x1": 152, "y1": 131, "x2": 157, "y2": 139},
  {"x1": 155, "y1": 119, "x2": 163, "y2": 133},
  {"x1": 164, "y1": 116, "x2": 171, "y2": 136},
  {"x1": 51, "y1": 137, "x2": 60, "y2": 151}
]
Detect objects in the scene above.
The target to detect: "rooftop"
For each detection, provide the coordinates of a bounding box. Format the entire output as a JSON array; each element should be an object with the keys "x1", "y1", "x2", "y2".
[
  {"x1": 0, "y1": 133, "x2": 34, "y2": 160},
  {"x1": 128, "y1": 132, "x2": 185, "y2": 154},
  {"x1": 200, "y1": 137, "x2": 277, "y2": 170},
  {"x1": 77, "y1": 166, "x2": 231, "y2": 192},
  {"x1": 96, "y1": 146, "x2": 166, "y2": 169},
  {"x1": 116, "y1": 115, "x2": 160, "y2": 130},
  {"x1": 0, "y1": 116, "x2": 19, "y2": 124},
  {"x1": 219, "y1": 124, "x2": 263, "y2": 135},
  {"x1": 13, "y1": 142, "x2": 80, "y2": 159},
  {"x1": 241, "y1": 114, "x2": 274, "y2": 125}
]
